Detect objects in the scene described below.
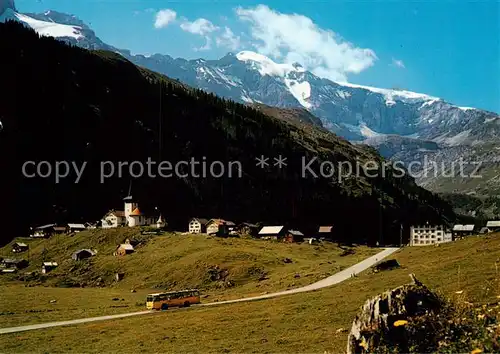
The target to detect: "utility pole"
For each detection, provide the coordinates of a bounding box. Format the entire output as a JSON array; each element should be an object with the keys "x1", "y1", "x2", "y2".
[
  {"x1": 159, "y1": 82, "x2": 163, "y2": 162},
  {"x1": 400, "y1": 223, "x2": 403, "y2": 247}
]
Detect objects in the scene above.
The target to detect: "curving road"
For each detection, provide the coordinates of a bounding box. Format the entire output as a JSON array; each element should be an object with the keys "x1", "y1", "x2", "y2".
[{"x1": 0, "y1": 247, "x2": 399, "y2": 335}]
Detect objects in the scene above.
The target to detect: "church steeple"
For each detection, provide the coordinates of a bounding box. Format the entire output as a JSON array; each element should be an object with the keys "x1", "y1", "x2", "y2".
[
  {"x1": 156, "y1": 214, "x2": 166, "y2": 229},
  {"x1": 123, "y1": 195, "x2": 138, "y2": 221}
]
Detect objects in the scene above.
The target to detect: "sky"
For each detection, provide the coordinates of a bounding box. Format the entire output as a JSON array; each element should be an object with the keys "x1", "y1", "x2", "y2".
[{"x1": 17, "y1": 0, "x2": 500, "y2": 113}]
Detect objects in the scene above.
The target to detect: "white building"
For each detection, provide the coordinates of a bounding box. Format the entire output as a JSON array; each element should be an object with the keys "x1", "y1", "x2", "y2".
[
  {"x1": 101, "y1": 210, "x2": 126, "y2": 228},
  {"x1": 101, "y1": 196, "x2": 156, "y2": 228},
  {"x1": 410, "y1": 224, "x2": 451, "y2": 246},
  {"x1": 189, "y1": 218, "x2": 209, "y2": 234}
]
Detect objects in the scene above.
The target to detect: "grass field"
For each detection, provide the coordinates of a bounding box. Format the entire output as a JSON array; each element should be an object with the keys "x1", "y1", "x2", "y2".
[
  {"x1": 0, "y1": 286, "x2": 150, "y2": 328},
  {"x1": 0, "y1": 229, "x2": 376, "y2": 327},
  {"x1": 1, "y1": 233, "x2": 499, "y2": 353}
]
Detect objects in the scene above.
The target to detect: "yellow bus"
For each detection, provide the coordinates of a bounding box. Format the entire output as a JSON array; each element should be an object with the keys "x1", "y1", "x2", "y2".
[{"x1": 146, "y1": 289, "x2": 201, "y2": 310}]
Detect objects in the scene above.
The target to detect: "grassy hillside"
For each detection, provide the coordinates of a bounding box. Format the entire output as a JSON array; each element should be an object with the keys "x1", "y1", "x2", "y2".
[
  {"x1": 0, "y1": 229, "x2": 376, "y2": 301},
  {"x1": 0, "y1": 21, "x2": 454, "y2": 246},
  {"x1": 1, "y1": 233, "x2": 499, "y2": 353}
]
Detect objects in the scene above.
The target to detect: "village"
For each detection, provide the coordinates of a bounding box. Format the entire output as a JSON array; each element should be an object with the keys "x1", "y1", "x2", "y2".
[
  {"x1": 1, "y1": 195, "x2": 500, "y2": 275},
  {"x1": 0, "y1": 196, "x2": 336, "y2": 275}
]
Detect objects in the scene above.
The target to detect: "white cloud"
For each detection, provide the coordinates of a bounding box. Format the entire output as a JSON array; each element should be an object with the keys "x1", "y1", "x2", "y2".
[
  {"x1": 235, "y1": 5, "x2": 377, "y2": 82},
  {"x1": 392, "y1": 58, "x2": 406, "y2": 69},
  {"x1": 180, "y1": 18, "x2": 218, "y2": 36},
  {"x1": 154, "y1": 9, "x2": 177, "y2": 29},
  {"x1": 216, "y1": 27, "x2": 241, "y2": 51}
]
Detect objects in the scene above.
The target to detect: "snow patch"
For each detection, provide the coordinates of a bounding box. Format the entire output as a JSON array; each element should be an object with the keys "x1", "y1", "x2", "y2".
[
  {"x1": 241, "y1": 95, "x2": 253, "y2": 103},
  {"x1": 336, "y1": 81, "x2": 439, "y2": 106},
  {"x1": 0, "y1": 9, "x2": 83, "y2": 39},
  {"x1": 214, "y1": 68, "x2": 238, "y2": 87},
  {"x1": 343, "y1": 122, "x2": 384, "y2": 138},
  {"x1": 384, "y1": 94, "x2": 397, "y2": 106},
  {"x1": 420, "y1": 99, "x2": 440, "y2": 110},
  {"x1": 336, "y1": 90, "x2": 351, "y2": 99},
  {"x1": 284, "y1": 79, "x2": 311, "y2": 109},
  {"x1": 197, "y1": 66, "x2": 238, "y2": 88},
  {"x1": 359, "y1": 123, "x2": 383, "y2": 138},
  {"x1": 458, "y1": 106, "x2": 475, "y2": 112},
  {"x1": 203, "y1": 67, "x2": 216, "y2": 79}
]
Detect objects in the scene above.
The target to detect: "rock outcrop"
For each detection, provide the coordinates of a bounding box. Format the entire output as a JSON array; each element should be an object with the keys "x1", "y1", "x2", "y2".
[{"x1": 347, "y1": 274, "x2": 443, "y2": 353}]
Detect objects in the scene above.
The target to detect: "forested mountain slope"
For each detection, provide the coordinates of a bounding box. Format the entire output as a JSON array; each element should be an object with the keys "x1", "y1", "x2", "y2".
[{"x1": 0, "y1": 22, "x2": 454, "y2": 245}]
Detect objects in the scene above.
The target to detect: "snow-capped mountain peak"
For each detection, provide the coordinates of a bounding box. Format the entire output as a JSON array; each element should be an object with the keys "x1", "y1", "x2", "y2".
[
  {"x1": 136, "y1": 49, "x2": 496, "y2": 142},
  {"x1": 234, "y1": 51, "x2": 312, "y2": 108},
  {"x1": 236, "y1": 51, "x2": 306, "y2": 77},
  {"x1": 234, "y1": 50, "x2": 445, "y2": 111}
]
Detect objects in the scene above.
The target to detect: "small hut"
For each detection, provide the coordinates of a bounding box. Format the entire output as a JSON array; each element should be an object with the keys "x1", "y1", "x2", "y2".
[
  {"x1": 236, "y1": 223, "x2": 260, "y2": 237},
  {"x1": 42, "y1": 262, "x2": 58, "y2": 274},
  {"x1": 318, "y1": 226, "x2": 334, "y2": 240},
  {"x1": 12, "y1": 242, "x2": 29, "y2": 253},
  {"x1": 115, "y1": 244, "x2": 135, "y2": 256},
  {"x1": 283, "y1": 230, "x2": 305, "y2": 243},
  {"x1": 72, "y1": 249, "x2": 96, "y2": 261},
  {"x1": 1, "y1": 258, "x2": 29, "y2": 270},
  {"x1": 258, "y1": 226, "x2": 286, "y2": 240}
]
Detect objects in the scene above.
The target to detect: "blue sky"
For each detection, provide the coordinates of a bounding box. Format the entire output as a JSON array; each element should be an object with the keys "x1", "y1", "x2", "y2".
[{"x1": 18, "y1": 0, "x2": 500, "y2": 113}]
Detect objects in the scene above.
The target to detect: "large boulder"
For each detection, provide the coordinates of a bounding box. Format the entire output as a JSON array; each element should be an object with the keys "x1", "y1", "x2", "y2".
[
  {"x1": 347, "y1": 274, "x2": 443, "y2": 353},
  {"x1": 372, "y1": 259, "x2": 401, "y2": 272}
]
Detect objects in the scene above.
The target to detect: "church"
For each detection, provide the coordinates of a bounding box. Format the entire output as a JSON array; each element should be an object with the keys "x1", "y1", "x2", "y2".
[{"x1": 101, "y1": 196, "x2": 165, "y2": 229}]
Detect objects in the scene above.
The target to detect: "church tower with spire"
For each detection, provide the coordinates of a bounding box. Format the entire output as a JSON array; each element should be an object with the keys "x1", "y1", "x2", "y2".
[{"x1": 123, "y1": 195, "x2": 137, "y2": 219}]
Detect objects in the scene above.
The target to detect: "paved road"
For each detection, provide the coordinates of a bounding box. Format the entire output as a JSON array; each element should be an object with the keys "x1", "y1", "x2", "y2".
[
  {"x1": 203, "y1": 247, "x2": 400, "y2": 306},
  {"x1": 0, "y1": 247, "x2": 399, "y2": 335}
]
